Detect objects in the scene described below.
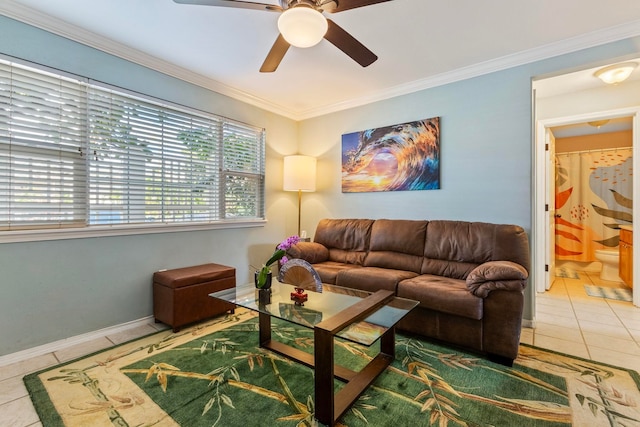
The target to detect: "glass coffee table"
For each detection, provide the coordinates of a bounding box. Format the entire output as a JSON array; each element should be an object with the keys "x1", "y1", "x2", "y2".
[{"x1": 210, "y1": 280, "x2": 418, "y2": 426}]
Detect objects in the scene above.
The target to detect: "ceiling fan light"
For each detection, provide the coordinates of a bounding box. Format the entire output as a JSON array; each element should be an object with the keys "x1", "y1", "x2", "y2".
[
  {"x1": 594, "y1": 62, "x2": 638, "y2": 84},
  {"x1": 277, "y1": 7, "x2": 328, "y2": 48}
]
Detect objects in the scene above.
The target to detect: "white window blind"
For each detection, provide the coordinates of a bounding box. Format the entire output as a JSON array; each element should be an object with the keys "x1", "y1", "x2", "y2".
[
  {"x1": 0, "y1": 61, "x2": 87, "y2": 231},
  {"x1": 223, "y1": 121, "x2": 265, "y2": 219},
  {"x1": 0, "y1": 58, "x2": 265, "y2": 233},
  {"x1": 87, "y1": 87, "x2": 225, "y2": 225}
]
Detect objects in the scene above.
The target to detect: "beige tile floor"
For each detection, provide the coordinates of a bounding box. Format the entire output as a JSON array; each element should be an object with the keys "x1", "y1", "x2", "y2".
[
  {"x1": 521, "y1": 271, "x2": 640, "y2": 374},
  {"x1": 2, "y1": 271, "x2": 639, "y2": 426}
]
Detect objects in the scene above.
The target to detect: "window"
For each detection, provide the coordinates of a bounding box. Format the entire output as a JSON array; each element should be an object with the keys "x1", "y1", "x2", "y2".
[{"x1": 0, "y1": 59, "x2": 265, "y2": 236}]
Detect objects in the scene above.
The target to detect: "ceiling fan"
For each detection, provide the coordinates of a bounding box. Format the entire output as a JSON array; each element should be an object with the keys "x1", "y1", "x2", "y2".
[{"x1": 173, "y1": 0, "x2": 391, "y2": 72}]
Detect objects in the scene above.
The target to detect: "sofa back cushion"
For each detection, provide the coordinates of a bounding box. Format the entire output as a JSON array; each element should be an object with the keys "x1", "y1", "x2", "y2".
[
  {"x1": 365, "y1": 219, "x2": 426, "y2": 273},
  {"x1": 422, "y1": 220, "x2": 530, "y2": 280},
  {"x1": 314, "y1": 218, "x2": 374, "y2": 265}
]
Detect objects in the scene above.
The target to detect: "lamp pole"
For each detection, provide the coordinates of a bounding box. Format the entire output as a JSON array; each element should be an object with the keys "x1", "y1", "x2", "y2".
[{"x1": 297, "y1": 189, "x2": 302, "y2": 237}]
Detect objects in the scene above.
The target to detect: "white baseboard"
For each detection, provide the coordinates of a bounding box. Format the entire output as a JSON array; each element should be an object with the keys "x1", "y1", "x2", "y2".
[
  {"x1": 0, "y1": 315, "x2": 157, "y2": 368},
  {"x1": 522, "y1": 319, "x2": 536, "y2": 329}
]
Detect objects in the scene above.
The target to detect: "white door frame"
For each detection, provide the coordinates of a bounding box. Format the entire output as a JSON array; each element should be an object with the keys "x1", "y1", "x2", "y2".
[{"x1": 533, "y1": 106, "x2": 640, "y2": 306}]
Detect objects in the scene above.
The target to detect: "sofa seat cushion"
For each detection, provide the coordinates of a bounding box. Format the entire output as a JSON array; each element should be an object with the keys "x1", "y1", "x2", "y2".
[
  {"x1": 311, "y1": 261, "x2": 362, "y2": 285},
  {"x1": 336, "y1": 267, "x2": 418, "y2": 293},
  {"x1": 397, "y1": 275, "x2": 483, "y2": 320}
]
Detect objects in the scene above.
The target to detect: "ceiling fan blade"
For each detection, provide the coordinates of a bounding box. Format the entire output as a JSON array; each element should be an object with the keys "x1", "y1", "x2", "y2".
[
  {"x1": 324, "y1": 19, "x2": 377, "y2": 67},
  {"x1": 173, "y1": 0, "x2": 282, "y2": 12},
  {"x1": 324, "y1": 0, "x2": 392, "y2": 13},
  {"x1": 260, "y1": 35, "x2": 291, "y2": 72}
]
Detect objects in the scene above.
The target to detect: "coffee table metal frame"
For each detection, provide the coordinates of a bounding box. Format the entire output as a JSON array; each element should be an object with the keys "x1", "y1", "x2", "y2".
[{"x1": 210, "y1": 282, "x2": 417, "y2": 426}]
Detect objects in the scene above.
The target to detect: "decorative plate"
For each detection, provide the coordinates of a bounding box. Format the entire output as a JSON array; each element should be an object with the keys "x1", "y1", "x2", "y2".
[{"x1": 278, "y1": 259, "x2": 322, "y2": 293}]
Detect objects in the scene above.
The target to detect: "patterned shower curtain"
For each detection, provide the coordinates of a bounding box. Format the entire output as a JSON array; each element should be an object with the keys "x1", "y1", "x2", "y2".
[{"x1": 555, "y1": 148, "x2": 633, "y2": 262}]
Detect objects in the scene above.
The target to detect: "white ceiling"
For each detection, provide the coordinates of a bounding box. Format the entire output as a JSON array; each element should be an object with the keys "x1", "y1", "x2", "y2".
[
  {"x1": 550, "y1": 116, "x2": 633, "y2": 139},
  {"x1": 535, "y1": 59, "x2": 640, "y2": 138},
  {"x1": 2, "y1": 0, "x2": 640, "y2": 120}
]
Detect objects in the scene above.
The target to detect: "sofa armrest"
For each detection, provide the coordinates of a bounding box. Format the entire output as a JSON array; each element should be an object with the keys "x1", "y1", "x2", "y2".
[
  {"x1": 466, "y1": 261, "x2": 528, "y2": 298},
  {"x1": 286, "y1": 242, "x2": 330, "y2": 264}
]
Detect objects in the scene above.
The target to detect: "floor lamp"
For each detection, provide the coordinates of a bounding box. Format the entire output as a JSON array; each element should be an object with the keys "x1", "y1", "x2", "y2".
[{"x1": 283, "y1": 155, "x2": 316, "y2": 238}]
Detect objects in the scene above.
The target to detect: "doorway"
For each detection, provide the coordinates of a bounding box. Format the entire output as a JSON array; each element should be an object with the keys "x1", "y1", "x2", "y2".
[
  {"x1": 534, "y1": 108, "x2": 639, "y2": 306},
  {"x1": 533, "y1": 57, "x2": 640, "y2": 311},
  {"x1": 530, "y1": 60, "x2": 640, "y2": 363}
]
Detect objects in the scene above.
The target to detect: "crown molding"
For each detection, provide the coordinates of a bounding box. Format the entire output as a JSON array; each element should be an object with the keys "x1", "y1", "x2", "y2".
[
  {"x1": 296, "y1": 19, "x2": 640, "y2": 120},
  {"x1": 2, "y1": 1, "x2": 640, "y2": 121},
  {"x1": 0, "y1": 0, "x2": 299, "y2": 119}
]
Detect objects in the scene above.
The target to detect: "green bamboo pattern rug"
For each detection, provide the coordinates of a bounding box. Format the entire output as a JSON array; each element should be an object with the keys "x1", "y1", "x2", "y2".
[{"x1": 24, "y1": 309, "x2": 640, "y2": 426}]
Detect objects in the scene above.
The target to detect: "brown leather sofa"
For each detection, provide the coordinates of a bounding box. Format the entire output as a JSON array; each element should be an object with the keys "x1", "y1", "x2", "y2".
[{"x1": 286, "y1": 218, "x2": 530, "y2": 365}]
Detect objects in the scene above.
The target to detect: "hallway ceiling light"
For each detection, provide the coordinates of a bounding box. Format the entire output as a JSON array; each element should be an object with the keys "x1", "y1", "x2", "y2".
[
  {"x1": 594, "y1": 62, "x2": 638, "y2": 84},
  {"x1": 587, "y1": 119, "x2": 610, "y2": 128}
]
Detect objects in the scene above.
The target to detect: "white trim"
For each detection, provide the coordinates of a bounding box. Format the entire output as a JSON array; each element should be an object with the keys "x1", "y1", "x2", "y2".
[
  {"x1": 0, "y1": 220, "x2": 266, "y2": 244},
  {"x1": 2, "y1": 1, "x2": 640, "y2": 120},
  {"x1": 533, "y1": 107, "x2": 640, "y2": 306},
  {"x1": 533, "y1": 120, "x2": 548, "y2": 294},
  {"x1": 522, "y1": 319, "x2": 536, "y2": 329},
  {"x1": 0, "y1": 316, "x2": 160, "y2": 368},
  {"x1": 298, "y1": 20, "x2": 640, "y2": 120},
  {"x1": 633, "y1": 113, "x2": 640, "y2": 307}
]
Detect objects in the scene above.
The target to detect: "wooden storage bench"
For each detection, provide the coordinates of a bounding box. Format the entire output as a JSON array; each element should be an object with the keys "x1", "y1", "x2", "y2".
[{"x1": 153, "y1": 263, "x2": 236, "y2": 332}]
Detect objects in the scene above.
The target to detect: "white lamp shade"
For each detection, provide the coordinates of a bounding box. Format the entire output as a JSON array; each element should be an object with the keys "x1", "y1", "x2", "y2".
[
  {"x1": 594, "y1": 62, "x2": 638, "y2": 84},
  {"x1": 283, "y1": 155, "x2": 316, "y2": 192},
  {"x1": 277, "y1": 7, "x2": 328, "y2": 48}
]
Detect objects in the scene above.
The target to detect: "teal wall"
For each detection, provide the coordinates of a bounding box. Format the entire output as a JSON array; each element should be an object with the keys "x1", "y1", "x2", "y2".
[
  {"x1": 0, "y1": 16, "x2": 299, "y2": 356},
  {"x1": 297, "y1": 38, "x2": 640, "y2": 323},
  {"x1": 1, "y1": 14, "x2": 639, "y2": 356}
]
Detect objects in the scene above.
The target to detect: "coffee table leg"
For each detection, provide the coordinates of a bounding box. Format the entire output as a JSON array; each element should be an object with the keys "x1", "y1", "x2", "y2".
[
  {"x1": 314, "y1": 326, "x2": 334, "y2": 426},
  {"x1": 380, "y1": 327, "x2": 395, "y2": 357},
  {"x1": 259, "y1": 311, "x2": 271, "y2": 346}
]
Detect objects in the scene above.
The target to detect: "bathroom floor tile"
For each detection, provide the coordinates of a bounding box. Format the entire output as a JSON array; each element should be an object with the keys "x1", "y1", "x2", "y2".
[{"x1": 610, "y1": 301, "x2": 640, "y2": 316}]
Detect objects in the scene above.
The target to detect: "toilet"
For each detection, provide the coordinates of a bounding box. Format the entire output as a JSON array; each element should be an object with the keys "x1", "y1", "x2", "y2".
[{"x1": 594, "y1": 249, "x2": 622, "y2": 282}]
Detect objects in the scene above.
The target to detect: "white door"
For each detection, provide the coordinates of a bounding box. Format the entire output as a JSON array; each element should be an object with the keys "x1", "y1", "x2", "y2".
[{"x1": 545, "y1": 129, "x2": 556, "y2": 291}]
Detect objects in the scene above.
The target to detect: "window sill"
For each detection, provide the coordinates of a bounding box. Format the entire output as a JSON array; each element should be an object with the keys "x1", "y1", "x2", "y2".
[{"x1": 0, "y1": 220, "x2": 267, "y2": 244}]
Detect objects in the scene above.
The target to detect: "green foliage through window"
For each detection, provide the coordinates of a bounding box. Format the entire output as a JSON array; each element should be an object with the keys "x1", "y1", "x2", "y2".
[{"x1": 0, "y1": 59, "x2": 265, "y2": 231}]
